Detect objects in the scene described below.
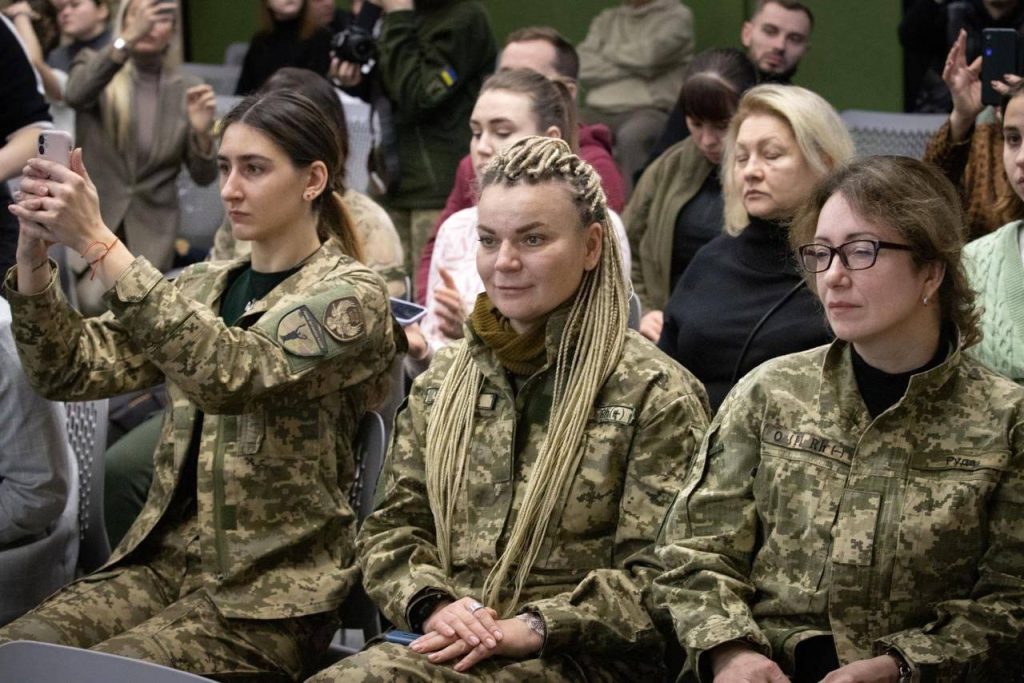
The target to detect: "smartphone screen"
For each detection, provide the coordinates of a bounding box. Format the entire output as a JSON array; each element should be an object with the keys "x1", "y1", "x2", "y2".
[
  {"x1": 389, "y1": 297, "x2": 427, "y2": 325},
  {"x1": 982, "y1": 28, "x2": 1020, "y2": 106}
]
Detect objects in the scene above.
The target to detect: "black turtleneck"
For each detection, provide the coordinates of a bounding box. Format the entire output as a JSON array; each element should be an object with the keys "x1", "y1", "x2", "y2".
[
  {"x1": 235, "y1": 18, "x2": 331, "y2": 95},
  {"x1": 851, "y1": 328, "x2": 950, "y2": 418},
  {"x1": 659, "y1": 215, "x2": 833, "y2": 411}
]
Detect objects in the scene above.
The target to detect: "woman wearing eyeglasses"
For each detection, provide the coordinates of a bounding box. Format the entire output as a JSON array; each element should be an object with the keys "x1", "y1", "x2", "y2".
[{"x1": 654, "y1": 156, "x2": 1024, "y2": 683}]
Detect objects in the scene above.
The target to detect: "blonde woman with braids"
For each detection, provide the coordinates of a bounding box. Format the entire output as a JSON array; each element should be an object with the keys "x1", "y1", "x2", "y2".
[
  {"x1": 64, "y1": 0, "x2": 217, "y2": 312},
  {"x1": 309, "y1": 136, "x2": 709, "y2": 682}
]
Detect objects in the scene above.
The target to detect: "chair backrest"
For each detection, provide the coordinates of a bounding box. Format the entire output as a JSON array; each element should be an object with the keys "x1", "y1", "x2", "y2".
[
  {"x1": 347, "y1": 411, "x2": 387, "y2": 521},
  {"x1": 840, "y1": 110, "x2": 949, "y2": 160},
  {"x1": 64, "y1": 400, "x2": 111, "y2": 573},
  {"x1": 0, "y1": 641, "x2": 214, "y2": 682},
  {"x1": 340, "y1": 91, "x2": 375, "y2": 194},
  {"x1": 181, "y1": 62, "x2": 242, "y2": 96},
  {"x1": 223, "y1": 41, "x2": 249, "y2": 67},
  {"x1": 177, "y1": 169, "x2": 225, "y2": 253}
]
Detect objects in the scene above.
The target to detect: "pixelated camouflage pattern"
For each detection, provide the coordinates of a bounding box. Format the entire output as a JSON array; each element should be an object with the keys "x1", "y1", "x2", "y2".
[
  {"x1": 307, "y1": 639, "x2": 637, "y2": 682},
  {"x1": 3, "y1": 239, "x2": 398, "y2": 619},
  {"x1": 355, "y1": 310, "x2": 709, "y2": 678},
  {"x1": 210, "y1": 188, "x2": 408, "y2": 297},
  {"x1": 654, "y1": 339, "x2": 1024, "y2": 682},
  {"x1": 0, "y1": 513, "x2": 337, "y2": 680}
]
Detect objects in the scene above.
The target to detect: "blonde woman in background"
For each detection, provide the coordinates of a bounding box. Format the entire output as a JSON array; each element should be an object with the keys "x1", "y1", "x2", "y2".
[
  {"x1": 308, "y1": 136, "x2": 709, "y2": 682},
  {"x1": 64, "y1": 0, "x2": 217, "y2": 312}
]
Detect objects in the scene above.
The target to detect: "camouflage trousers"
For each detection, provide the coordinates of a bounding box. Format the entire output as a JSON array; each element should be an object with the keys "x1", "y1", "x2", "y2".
[
  {"x1": 0, "y1": 509, "x2": 337, "y2": 682},
  {"x1": 385, "y1": 207, "x2": 441, "y2": 301},
  {"x1": 305, "y1": 640, "x2": 648, "y2": 682}
]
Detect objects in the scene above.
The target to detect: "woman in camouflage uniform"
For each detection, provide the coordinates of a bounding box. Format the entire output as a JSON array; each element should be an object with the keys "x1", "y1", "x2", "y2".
[
  {"x1": 1, "y1": 90, "x2": 398, "y2": 681},
  {"x1": 309, "y1": 136, "x2": 710, "y2": 682},
  {"x1": 655, "y1": 156, "x2": 1024, "y2": 683}
]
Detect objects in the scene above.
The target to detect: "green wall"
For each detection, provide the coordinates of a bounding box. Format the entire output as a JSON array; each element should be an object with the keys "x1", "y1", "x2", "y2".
[{"x1": 186, "y1": 0, "x2": 903, "y2": 112}]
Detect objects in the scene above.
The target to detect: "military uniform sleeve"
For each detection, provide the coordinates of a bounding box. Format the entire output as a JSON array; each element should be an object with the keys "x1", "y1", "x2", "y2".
[
  {"x1": 3, "y1": 263, "x2": 165, "y2": 401},
  {"x1": 356, "y1": 357, "x2": 457, "y2": 629},
  {"x1": 873, "y1": 416, "x2": 1024, "y2": 677},
  {"x1": 653, "y1": 376, "x2": 773, "y2": 681},
  {"x1": 96, "y1": 256, "x2": 394, "y2": 415},
  {"x1": 522, "y1": 383, "x2": 709, "y2": 658},
  {"x1": 376, "y1": 6, "x2": 496, "y2": 119}
]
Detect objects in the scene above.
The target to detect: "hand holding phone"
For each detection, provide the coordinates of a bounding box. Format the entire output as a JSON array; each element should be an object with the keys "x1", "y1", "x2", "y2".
[
  {"x1": 982, "y1": 28, "x2": 1021, "y2": 106},
  {"x1": 382, "y1": 629, "x2": 420, "y2": 646}
]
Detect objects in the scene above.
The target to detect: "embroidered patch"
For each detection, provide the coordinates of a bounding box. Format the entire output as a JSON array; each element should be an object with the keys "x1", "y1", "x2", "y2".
[
  {"x1": 424, "y1": 387, "x2": 439, "y2": 405},
  {"x1": 277, "y1": 306, "x2": 328, "y2": 357},
  {"x1": 439, "y1": 65, "x2": 457, "y2": 87},
  {"x1": 594, "y1": 405, "x2": 636, "y2": 425},
  {"x1": 762, "y1": 424, "x2": 855, "y2": 465},
  {"x1": 323, "y1": 296, "x2": 365, "y2": 342}
]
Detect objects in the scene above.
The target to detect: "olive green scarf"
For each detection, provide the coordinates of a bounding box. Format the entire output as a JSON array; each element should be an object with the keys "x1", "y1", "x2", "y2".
[{"x1": 470, "y1": 293, "x2": 548, "y2": 376}]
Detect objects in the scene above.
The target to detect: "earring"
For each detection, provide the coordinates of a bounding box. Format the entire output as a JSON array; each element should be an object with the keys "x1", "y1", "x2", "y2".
[
  {"x1": 304, "y1": 191, "x2": 315, "y2": 200},
  {"x1": 923, "y1": 295, "x2": 930, "y2": 305}
]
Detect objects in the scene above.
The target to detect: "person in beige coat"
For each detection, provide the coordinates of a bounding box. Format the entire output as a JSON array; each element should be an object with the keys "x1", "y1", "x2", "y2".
[{"x1": 65, "y1": 0, "x2": 217, "y2": 312}]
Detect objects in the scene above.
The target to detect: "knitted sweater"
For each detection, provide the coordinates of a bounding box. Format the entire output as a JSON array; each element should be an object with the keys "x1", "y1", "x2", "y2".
[{"x1": 963, "y1": 220, "x2": 1024, "y2": 383}]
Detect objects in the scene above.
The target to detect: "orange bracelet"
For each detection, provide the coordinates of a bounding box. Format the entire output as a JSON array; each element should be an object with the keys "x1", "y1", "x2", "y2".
[{"x1": 84, "y1": 237, "x2": 119, "y2": 281}]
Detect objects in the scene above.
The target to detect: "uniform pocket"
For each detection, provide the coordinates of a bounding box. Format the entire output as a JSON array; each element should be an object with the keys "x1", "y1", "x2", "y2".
[
  {"x1": 888, "y1": 452, "x2": 1006, "y2": 603},
  {"x1": 831, "y1": 490, "x2": 882, "y2": 567},
  {"x1": 236, "y1": 411, "x2": 264, "y2": 455}
]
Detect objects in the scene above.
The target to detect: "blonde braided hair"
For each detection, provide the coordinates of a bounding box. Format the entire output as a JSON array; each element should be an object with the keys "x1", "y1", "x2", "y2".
[{"x1": 424, "y1": 137, "x2": 628, "y2": 615}]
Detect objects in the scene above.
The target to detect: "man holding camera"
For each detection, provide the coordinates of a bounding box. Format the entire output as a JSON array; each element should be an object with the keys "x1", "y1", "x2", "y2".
[{"x1": 331, "y1": 0, "x2": 496, "y2": 297}]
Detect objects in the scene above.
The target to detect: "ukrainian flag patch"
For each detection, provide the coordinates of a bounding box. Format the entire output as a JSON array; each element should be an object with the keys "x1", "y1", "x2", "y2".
[{"x1": 439, "y1": 65, "x2": 458, "y2": 88}]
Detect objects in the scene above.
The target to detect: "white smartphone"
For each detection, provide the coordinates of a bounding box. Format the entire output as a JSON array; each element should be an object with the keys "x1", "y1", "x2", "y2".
[
  {"x1": 38, "y1": 130, "x2": 73, "y2": 167},
  {"x1": 390, "y1": 297, "x2": 428, "y2": 326}
]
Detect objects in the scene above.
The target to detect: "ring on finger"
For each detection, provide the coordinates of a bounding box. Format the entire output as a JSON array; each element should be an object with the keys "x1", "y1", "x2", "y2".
[{"x1": 467, "y1": 600, "x2": 485, "y2": 614}]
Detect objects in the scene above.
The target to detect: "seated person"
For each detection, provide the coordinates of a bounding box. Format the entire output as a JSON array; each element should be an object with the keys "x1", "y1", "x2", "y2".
[
  {"x1": 408, "y1": 70, "x2": 631, "y2": 374},
  {"x1": 655, "y1": 155, "x2": 1024, "y2": 682},
  {"x1": 107, "y1": 67, "x2": 408, "y2": 548},
  {"x1": 236, "y1": 0, "x2": 331, "y2": 95},
  {"x1": 0, "y1": 294, "x2": 69, "y2": 549},
  {"x1": 415, "y1": 25, "x2": 627, "y2": 304},
  {"x1": 308, "y1": 136, "x2": 710, "y2": 682},
  {"x1": 963, "y1": 80, "x2": 1024, "y2": 383},
  {"x1": 658, "y1": 84, "x2": 847, "y2": 411},
  {"x1": 0, "y1": 90, "x2": 399, "y2": 680},
  {"x1": 924, "y1": 28, "x2": 1024, "y2": 240},
  {"x1": 577, "y1": 0, "x2": 694, "y2": 187},
  {"x1": 626, "y1": 47, "x2": 757, "y2": 342}
]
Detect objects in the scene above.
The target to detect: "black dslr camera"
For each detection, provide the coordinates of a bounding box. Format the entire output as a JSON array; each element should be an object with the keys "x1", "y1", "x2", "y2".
[{"x1": 330, "y1": 25, "x2": 377, "y2": 65}]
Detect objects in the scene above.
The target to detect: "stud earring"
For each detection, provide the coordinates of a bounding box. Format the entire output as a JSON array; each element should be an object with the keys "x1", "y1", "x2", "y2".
[{"x1": 923, "y1": 295, "x2": 930, "y2": 305}]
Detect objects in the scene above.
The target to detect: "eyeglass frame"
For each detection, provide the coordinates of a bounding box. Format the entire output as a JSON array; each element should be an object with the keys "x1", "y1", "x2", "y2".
[{"x1": 796, "y1": 239, "x2": 916, "y2": 273}]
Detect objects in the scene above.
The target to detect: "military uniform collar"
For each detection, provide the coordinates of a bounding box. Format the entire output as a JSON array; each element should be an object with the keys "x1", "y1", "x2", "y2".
[
  {"x1": 819, "y1": 330, "x2": 964, "y2": 421},
  {"x1": 231, "y1": 240, "x2": 345, "y2": 325},
  {"x1": 464, "y1": 305, "x2": 573, "y2": 386}
]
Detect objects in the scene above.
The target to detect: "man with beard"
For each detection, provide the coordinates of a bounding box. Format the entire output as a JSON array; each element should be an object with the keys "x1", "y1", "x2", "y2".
[
  {"x1": 640, "y1": 0, "x2": 813, "y2": 175},
  {"x1": 330, "y1": 0, "x2": 496, "y2": 300}
]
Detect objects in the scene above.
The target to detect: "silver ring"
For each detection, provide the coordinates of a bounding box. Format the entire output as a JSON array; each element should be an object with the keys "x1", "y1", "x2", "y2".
[{"x1": 467, "y1": 600, "x2": 485, "y2": 614}]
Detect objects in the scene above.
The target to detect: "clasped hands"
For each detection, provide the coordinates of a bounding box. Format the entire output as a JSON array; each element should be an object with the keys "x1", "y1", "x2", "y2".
[{"x1": 408, "y1": 596, "x2": 543, "y2": 673}]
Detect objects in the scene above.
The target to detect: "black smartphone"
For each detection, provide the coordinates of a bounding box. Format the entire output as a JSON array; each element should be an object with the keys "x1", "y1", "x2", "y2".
[
  {"x1": 982, "y1": 28, "x2": 1020, "y2": 106},
  {"x1": 382, "y1": 629, "x2": 420, "y2": 646},
  {"x1": 389, "y1": 297, "x2": 428, "y2": 326}
]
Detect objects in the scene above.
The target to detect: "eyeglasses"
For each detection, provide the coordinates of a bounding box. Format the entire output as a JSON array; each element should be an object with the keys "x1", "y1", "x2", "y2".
[{"x1": 797, "y1": 239, "x2": 915, "y2": 273}]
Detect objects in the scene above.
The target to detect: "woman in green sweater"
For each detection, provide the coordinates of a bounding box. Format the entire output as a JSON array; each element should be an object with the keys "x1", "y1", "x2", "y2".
[{"x1": 963, "y1": 81, "x2": 1024, "y2": 383}]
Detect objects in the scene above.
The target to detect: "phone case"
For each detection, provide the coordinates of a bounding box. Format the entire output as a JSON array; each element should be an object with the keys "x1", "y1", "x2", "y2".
[
  {"x1": 38, "y1": 131, "x2": 73, "y2": 167},
  {"x1": 382, "y1": 630, "x2": 419, "y2": 646},
  {"x1": 982, "y1": 28, "x2": 1020, "y2": 106}
]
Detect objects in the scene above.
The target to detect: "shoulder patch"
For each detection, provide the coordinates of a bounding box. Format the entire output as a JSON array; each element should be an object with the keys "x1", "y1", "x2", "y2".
[
  {"x1": 277, "y1": 305, "x2": 328, "y2": 357},
  {"x1": 594, "y1": 405, "x2": 636, "y2": 425},
  {"x1": 323, "y1": 296, "x2": 366, "y2": 342},
  {"x1": 439, "y1": 65, "x2": 458, "y2": 88}
]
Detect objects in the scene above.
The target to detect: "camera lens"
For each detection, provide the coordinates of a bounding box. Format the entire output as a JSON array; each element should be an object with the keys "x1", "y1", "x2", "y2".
[{"x1": 39, "y1": 145, "x2": 45, "y2": 154}]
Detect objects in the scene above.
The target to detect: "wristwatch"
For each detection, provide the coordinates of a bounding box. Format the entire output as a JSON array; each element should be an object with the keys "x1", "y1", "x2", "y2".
[
  {"x1": 112, "y1": 36, "x2": 129, "y2": 55},
  {"x1": 886, "y1": 649, "x2": 912, "y2": 683}
]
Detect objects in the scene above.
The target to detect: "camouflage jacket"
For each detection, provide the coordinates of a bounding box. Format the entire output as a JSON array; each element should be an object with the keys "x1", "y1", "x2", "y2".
[
  {"x1": 3, "y1": 240, "x2": 398, "y2": 619},
  {"x1": 358, "y1": 312, "x2": 709, "y2": 674},
  {"x1": 654, "y1": 339, "x2": 1024, "y2": 681}
]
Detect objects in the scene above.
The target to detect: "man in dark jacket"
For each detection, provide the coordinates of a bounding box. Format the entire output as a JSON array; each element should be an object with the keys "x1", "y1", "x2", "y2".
[{"x1": 331, "y1": 0, "x2": 497, "y2": 298}]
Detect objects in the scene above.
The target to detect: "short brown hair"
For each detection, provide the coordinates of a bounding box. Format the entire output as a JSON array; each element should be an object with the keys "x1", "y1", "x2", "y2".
[
  {"x1": 790, "y1": 155, "x2": 981, "y2": 347},
  {"x1": 505, "y1": 26, "x2": 579, "y2": 80},
  {"x1": 752, "y1": 0, "x2": 815, "y2": 29}
]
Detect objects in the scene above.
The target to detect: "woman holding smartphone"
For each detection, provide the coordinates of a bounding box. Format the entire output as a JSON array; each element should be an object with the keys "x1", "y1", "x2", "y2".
[
  {"x1": 0, "y1": 91, "x2": 399, "y2": 682},
  {"x1": 64, "y1": 0, "x2": 217, "y2": 313}
]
